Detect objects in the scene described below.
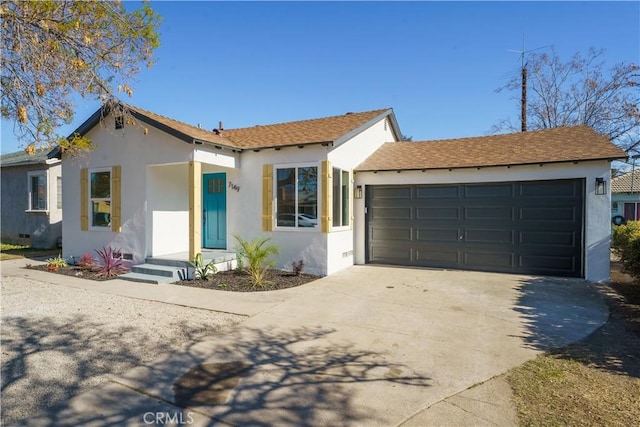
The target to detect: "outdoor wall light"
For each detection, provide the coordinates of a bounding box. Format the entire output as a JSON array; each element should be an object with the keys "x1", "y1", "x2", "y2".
[
  {"x1": 354, "y1": 185, "x2": 363, "y2": 199},
  {"x1": 595, "y1": 177, "x2": 607, "y2": 195}
]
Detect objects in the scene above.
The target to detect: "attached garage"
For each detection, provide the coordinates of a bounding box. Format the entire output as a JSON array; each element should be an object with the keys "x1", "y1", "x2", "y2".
[
  {"x1": 355, "y1": 125, "x2": 627, "y2": 282},
  {"x1": 366, "y1": 179, "x2": 584, "y2": 277}
]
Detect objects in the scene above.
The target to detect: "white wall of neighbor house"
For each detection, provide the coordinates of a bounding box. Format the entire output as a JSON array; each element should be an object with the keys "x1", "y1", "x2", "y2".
[
  {"x1": 62, "y1": 116, "x2": 239, "y2": 263},
  {"x1": 326, "y1": 116, "x2": 397, "y2": 274},
  {"x1": 353, "y1": 160, "x2": 614, "y2": 282}
]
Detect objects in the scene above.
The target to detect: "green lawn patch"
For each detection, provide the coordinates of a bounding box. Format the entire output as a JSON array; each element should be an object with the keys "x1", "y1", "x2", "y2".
[{"x1": 0, "y1": 243, "x2": 60, "y2": 261}]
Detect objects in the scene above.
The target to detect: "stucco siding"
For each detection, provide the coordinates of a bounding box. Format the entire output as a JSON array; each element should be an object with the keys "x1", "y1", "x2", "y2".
[
  {"x1": 354, "y1": 160, "x2": 613, "y2": 282},
  {"x1": 1, "y1": 163, "x2": 62, "y2": 248},
  {"x1": 62, "y1": 117, "x2": 238, "y2": 262},
  {"x1": 231, "y1": 146, "x2": 330, "y2": 276}
]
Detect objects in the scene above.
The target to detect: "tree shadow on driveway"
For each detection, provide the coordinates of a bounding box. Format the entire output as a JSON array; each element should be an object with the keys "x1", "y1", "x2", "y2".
[
  {"x1": 1, "y1": 314, "x2": 206, "y2": 426},
  {"x1": 22, "y1": 325, "x2": 433, "y2": 426},
  {"x1": 511, "y1": 277, "x2": 640, "y2": 378}
]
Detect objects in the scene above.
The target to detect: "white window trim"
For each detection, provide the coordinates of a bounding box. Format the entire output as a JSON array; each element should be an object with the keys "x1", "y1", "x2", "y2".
[
  {"x1": 331, "y1": 167, "x2": 351, "y2": 231},
  {"x1": 273, "y1": 162, "x2": 321, "y2": 232},
  {"x1": 26, "y1": 170, "x2": 48, "y2": 212},
  {"x1": 88, "y1": 167, "x2": 112, "y2": 231}
]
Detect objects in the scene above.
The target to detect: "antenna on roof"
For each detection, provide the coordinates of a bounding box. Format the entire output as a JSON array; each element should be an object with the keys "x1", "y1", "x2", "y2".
[{"x1": 508, "y1": 36, "x2": 548, "y2": 132}]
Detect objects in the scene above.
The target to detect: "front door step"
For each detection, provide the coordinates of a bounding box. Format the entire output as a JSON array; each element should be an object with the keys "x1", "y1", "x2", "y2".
[{"x1": 119, "y1": 253, "x2": 237, "y2": 285}]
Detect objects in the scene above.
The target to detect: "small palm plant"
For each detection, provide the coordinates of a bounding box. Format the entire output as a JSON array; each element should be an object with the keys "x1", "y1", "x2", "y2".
[
  {"x1": 234, "y1": 235, "x2": 279, "y2": 287},
  {"x1": 189, "y1": 253, "x2": 216, "y2": 280}
]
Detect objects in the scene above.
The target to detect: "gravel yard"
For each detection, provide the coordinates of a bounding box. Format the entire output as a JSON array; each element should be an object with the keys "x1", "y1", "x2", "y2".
[{"x1": 1, "y1": 276, "x2": 244, "y2": 425}]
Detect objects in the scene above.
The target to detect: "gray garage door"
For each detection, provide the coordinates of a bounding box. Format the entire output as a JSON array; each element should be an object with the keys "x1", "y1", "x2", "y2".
[{"x1": 366, "y1": 179, "x2": 584, "y2": 277}]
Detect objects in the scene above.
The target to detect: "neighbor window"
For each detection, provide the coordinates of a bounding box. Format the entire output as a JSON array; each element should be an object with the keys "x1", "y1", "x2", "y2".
[
  {"x1": 624, "y1": 202, "x2": 640, "y2": 221},
  {"x1": 332, "y1": 168, "x2": 350, "y2": 227},
  {"x1": 90, "y1": 169, "x2": 111, "y2": 227},
  {"x1": 276, "y1": 165, "x2": 318, "y2": 228},
  {"x1": 28, "y1": 171, "x2": 47, "y2": 211}
]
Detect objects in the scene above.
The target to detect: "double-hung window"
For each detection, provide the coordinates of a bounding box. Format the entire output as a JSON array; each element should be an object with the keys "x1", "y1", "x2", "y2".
[
  {"x1": 90, "y1": 168, "x2": 111, "y2": 228},
  {"x1": 275, "y1": 165, "x2": 318, "y2": 229},
  {"x1": 332, "y1": 168, "x2": 350, "y2": 227},
  {"x1": 27, "y1": 171, "x2": 47, "y2": 211}
]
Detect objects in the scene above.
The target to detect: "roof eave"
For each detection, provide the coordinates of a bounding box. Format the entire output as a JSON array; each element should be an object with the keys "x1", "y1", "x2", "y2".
[
  {"x1": 246, "y1": 140, "x2": 333, "y2": 151},
  {"x1": 356, "y1": 156, "x2": 623, "y2": 173}
]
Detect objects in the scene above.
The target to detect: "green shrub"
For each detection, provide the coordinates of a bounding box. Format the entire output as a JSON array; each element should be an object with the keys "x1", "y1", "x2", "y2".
[
  {"x1": 612, "y1": 221, "x2": 640, "y2": 280},
  {"x1": 46, "y1": 254, "x2": 68, "y2": 270},
  {"x1": 234, "y1": 235, "x2": 279, "y2": 287},
  {"x1": 189, "y1": 253, "x2": 216, "y2": 280}
]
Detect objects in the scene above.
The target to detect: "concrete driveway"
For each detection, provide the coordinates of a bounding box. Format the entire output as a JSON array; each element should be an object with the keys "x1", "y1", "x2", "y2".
[{"x1": 15, "y1": 265, "x2": 608, "y2": 426}]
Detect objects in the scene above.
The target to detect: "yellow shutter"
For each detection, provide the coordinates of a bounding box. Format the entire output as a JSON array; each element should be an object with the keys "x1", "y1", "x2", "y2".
[
  {"x1": 321, "y1": 160, "x2": 332, "y2": 233},
  {"x1": 262, "y1": 164, "x2": 273, "y2": 231},
  {"x1": 111, "y1": 166, "x2": 121, "y2": 232},
  {"x1": 350, "y1": 170, "x2": 354, "y2": 230},
  {"x1": 80, "y1": 168, "x2": 88, "y2": 231},
  {"x1": 188, "y1": 161, "x2": 202, "y2": 260}
]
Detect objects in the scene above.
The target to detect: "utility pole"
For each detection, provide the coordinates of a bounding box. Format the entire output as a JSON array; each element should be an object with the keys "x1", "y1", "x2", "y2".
[{"x1": 508, "y1": 38, "x2": 547, "y2": 133}]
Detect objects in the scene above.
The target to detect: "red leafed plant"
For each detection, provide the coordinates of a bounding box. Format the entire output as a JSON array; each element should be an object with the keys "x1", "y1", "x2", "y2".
[
  {"x1": 95, "y1": 246, "x2": 129, "y2": 278},
  {"x1": 77, "y1": 253, "x2": 96, "y2": 270}
]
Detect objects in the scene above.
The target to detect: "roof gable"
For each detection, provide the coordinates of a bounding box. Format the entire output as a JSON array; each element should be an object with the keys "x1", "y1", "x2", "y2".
[
  {"x1": 70, "y1": 104, "x2": 395, "y2": 151},
  {"x1": 356, "y1": 126, "x2": 627, "y2": 171},
  {"x1": 223, "y1": 108, "x2": 394, "y2": 149}
]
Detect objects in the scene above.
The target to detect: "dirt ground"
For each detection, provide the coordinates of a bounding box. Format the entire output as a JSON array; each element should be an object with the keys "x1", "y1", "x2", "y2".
[{"x1": 508, "y1": 260, "x2": 640, "y2": 426}]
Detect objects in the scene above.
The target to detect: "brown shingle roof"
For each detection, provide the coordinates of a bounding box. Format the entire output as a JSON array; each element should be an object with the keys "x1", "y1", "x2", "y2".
[
  {"x1": 97, "y1": 105, "x2": 392, "y2": 151},
  {"x1": 223, "y1": 109, "x2": 391, "y2": 149},
  {"x1": 126, "y1": 105, "x2": 235, "y2": 146},
  {"x1": 356, "y1": 125, "x2": 627, "y2": 171},
  {"x1": 612, "y1": 170, "x2": 640, "y2": 193}
]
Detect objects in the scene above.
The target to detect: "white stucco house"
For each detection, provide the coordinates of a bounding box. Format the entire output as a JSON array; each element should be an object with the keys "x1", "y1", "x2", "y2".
[{"x1": 61, "y1": 104, "x2": 625, "y2": 282}]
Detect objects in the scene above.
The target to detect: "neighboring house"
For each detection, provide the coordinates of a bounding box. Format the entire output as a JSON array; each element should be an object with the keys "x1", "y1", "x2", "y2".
[
  {"x1": 61, "y1": 104, "x2": 625, "y2": 282},
  {"x1": 611, "y1": 170, "x2": 640, "y2": 223},
  {"x1": 1, "y1": 147, "x2": 62, "y2": 248}
]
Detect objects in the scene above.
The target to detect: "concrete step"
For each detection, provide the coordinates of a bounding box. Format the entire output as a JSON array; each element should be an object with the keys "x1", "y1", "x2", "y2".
[
  {"x1": 131, "y1": 263, "x2": 186, "y2": 279},
  {"x1": 119, "y1": 272, "x2": 175, "y2": 285}
]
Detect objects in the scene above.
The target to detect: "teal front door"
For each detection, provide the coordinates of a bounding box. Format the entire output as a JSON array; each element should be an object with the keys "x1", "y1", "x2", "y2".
[{"x1": 203, "y1": 173, "x2": 227, "y2": 248}]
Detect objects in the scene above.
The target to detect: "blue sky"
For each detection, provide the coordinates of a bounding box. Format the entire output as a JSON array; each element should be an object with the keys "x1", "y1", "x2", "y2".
[{"x1": 1, "y1": 1, "x2": 638, "y2": 153}]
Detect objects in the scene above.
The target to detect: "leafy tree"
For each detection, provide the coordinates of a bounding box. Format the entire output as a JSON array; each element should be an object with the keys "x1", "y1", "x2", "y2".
[
  {"x1": 493, "y1": 47, "x2": 639, "y2": 150},
  {"x1": 1, "y1": 0, "x2": 161, "y2": 153}
]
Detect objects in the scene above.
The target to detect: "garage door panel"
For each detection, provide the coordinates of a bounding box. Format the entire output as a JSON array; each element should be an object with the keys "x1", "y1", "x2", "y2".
[
  {"x1": 371, "y1": 226, "x2": 411, "y2": 241},
  {"x1": 520, "y1": 180, "x2": 579, "y2": 197},
  {"x1": 417, "y1": 207, "x2": 460, "y2": 220},
  {"x1": 372, "y1": 186, "x2": 412, "y2": 199},
  {"x1": 416, "y1": 185, "x2": 459, "y2": 199},
  {"x1": 520, "y1": 231, "x2": 576, "y2": 246},
  {"x1": 366, "y1": 179, "x2": 584, "y2": 277},
  {"x1": 415, "y1": 249, "x2": 459, "y2": 264},
  {"x1": 372, "y1": 207, "x2": 412, "y2": 219},
  {"x1": 520, "y1": 206, "x2": 578, "y2": 221},
  {"x1": 416, "y1": 228, "x2": 460, "y2": 242},
  {"x1": 465, "y1": 206, "x2": 514, "y2": 220},
  {"x1": 370, "y1": 245, "x2": 412, "y2": 261},
  {"x1": 519, "y1": 255, "x2": 576, "y2": 272},
  {"x1": 465, "y1": 184, "x2": 513, "y2": 198},
  {"x1": 465, "y1": 229, "x2": 514, "y2": 244},
  {"x1": 464, "y1": 252, "x2": 515, "y2": 269}
]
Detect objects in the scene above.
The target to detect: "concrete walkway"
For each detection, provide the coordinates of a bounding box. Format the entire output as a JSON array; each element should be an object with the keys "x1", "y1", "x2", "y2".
[{"x1": 2, "y1": 260, "x2": 608, "y2": 426}]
